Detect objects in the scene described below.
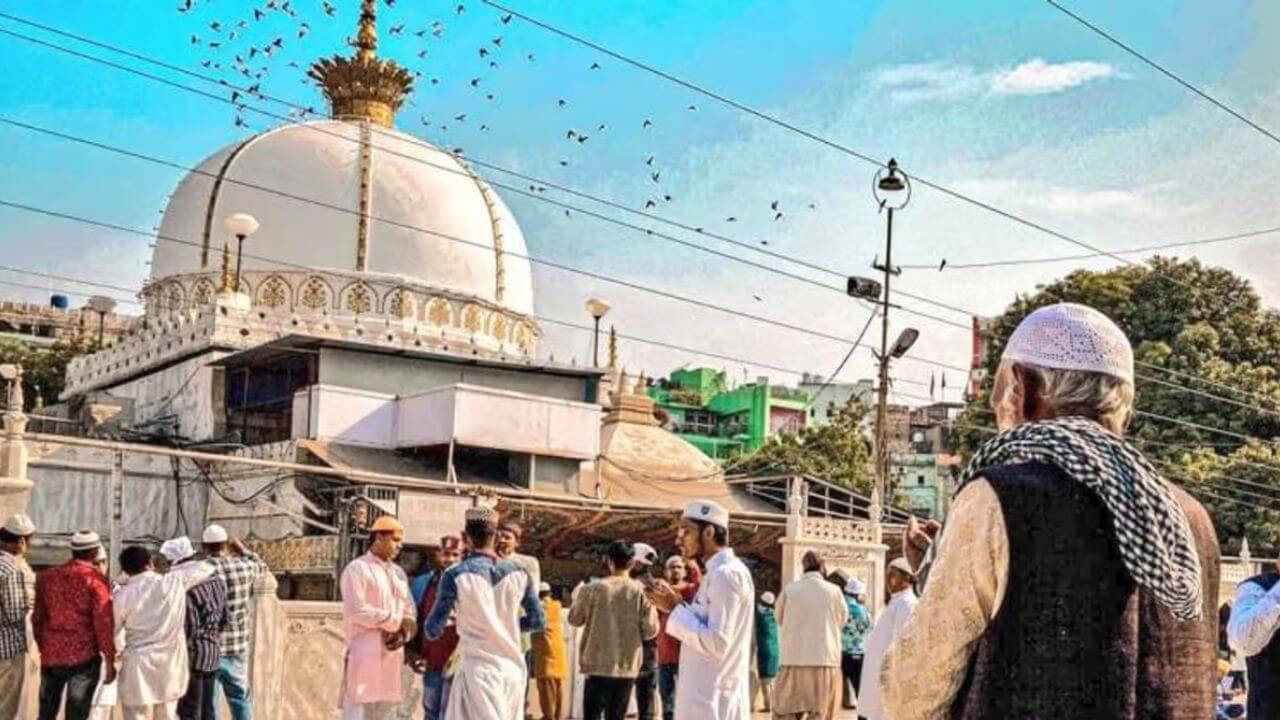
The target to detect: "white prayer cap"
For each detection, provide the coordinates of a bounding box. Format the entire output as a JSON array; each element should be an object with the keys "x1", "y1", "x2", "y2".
[
  {"x1": 845, "y1": 577, "x2": 866, "y2": 596},
  {"x1": 887, "y1": 557, "x2": 916, "y2": 578},
  {"x1": 760, "y1": 591, "x2": 776, "y2": 606},
  {"x1": 633, "y1": 542, "x2": 658, "y2": 566},
  {"x1": 683, "y1": 499, "x2": 729, "y2": 530},
  {"x1": 70, "y1": 530, "x2": 100, "y2": 551},
  {"x1": 2, "y1": 513, "x2": 35, "y2": 537},
  {"x1": 201, "y1": 524, "x2": 229, "y2": 544},
  {"x1": 94, "y1": 545, "x2": 107, "y2": 562},
  {"x1": 538, "y1": 582, "x2": 551, "y2": 594},
  {"x1": 160, "y1": 537, "x2": 195, "y2": 564},
  {"x1": 1001, "y1": 303, "x2": 1133, "y2": 384}
]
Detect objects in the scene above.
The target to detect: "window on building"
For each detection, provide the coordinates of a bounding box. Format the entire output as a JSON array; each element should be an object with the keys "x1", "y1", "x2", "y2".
[{"x1": 917, "y1": 475, "x2": 926, "y2": 485}]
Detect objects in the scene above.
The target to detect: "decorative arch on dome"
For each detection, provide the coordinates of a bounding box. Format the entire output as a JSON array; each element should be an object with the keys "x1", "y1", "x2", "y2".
[
  {"x1": 339, "y1": 281, "x2": 375, "y2": 315},
  {"x1": 191, "y1": 278, "x2": 216, "y2": 307},
  {"x1": 256, "y1": 275, "x2": 291, "y2": 310},
  {"x1": 163, "y1": 282, "x2": 186, "y2": 314},
  {"x1": 425, "y1": 297, "x2": 452, "y2": 327},
  {"x1": 461, "y1": 304, "x2": 486, "y2": 334},
  {"x1": 297, "y1": 276, "x2": 334, "y2": 311},
  {"x1": 384, "y1": 287, "x2": 416, "y2": 319},
  {"x1": 490, "y1": 313, "x2": 509, "y2": 342},
  {"x1": 513, "y1": 321, "x2": 534, "y2": 356}
]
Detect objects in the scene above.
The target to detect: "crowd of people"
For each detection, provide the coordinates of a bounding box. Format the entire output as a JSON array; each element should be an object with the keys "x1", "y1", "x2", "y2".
[
  {"x1": 5, "y1": 301, "x2": 1280, "y2": 720},
  {"x1": 0, "y1": 520, "x2": 268, "y2": 720}
]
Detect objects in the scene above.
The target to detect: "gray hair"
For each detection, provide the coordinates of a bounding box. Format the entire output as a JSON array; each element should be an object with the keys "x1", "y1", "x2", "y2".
[{"x1": 1014, "y1": 362, "x2": 1135, "y2": 433}]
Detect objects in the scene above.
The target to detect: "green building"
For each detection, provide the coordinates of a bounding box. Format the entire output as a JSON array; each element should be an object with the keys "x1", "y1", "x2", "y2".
[{"x1": 647, "y1": 368, "x2": 810, "y2": 461}]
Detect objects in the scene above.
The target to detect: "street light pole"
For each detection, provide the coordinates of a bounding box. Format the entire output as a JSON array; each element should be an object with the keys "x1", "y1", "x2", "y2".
[
  {"x1": 871, "y1": 158, "x2": 911, "y2": 518},
  {"x1": 223, "y1": 213, "x2": 260, "y2": 294},
  {"x1": 874, "y1": 204, "x2": 894, "y2": 510},
  {"x1": 86, "y1": 295, "x2": 118, "y2": 350},
  {"x1": 584, "y1": 298, "x2": 612, "y2": 367}
]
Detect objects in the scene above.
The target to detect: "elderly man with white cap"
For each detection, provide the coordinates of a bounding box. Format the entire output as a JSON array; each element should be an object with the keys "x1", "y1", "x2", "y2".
[
  {"x1": 113, "y1": 540, "x2": 215, "y2": 720},
  {"x1": 882, "y1": 303, "x2": 1220, "y2": 720},
  {"x1": 646, "y1": 499, "x2": 754, "y2": 720},
  {"x1": 0, "y1": 513, "x2": 36, "y2": 720},
  {"x1": 34, "y1": 529, "x2": 116, "y2": 720},
  {"x1": 339, "y1": 515, "x2": 415, "y2": 720},
  {"x1": 199, "y1": 524, "x2": 267, "y2": 720},
  {"x1": 773, "y1": 550, "x2": 848, "y2": 720}
]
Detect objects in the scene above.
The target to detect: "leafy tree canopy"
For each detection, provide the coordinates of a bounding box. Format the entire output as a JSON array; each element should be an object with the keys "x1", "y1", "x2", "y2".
[
  {"x1": 956, "y1": 257, "x2": 1280, "y2": 555},
  {"x1": 733, "y1": 399, "x2": 874, "y2": 493}
]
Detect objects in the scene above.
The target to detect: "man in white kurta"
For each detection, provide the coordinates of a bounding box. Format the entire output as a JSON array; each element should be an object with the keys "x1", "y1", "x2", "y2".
[
  {"x1": 858, "y1": 558, "x2": 918, "y2": 720},
  {"x1": 648, "y1": 500, "x2": 754, "y2": 720},
  {"x1": 113, "y1": 541, "x2": 215, "y2": 720},
  {"x1": 424, "y1": 505, "x2": 546, "y2": 720},
  {"x1": 340, "y1": 516, "x2": 416, "y2": 720}
]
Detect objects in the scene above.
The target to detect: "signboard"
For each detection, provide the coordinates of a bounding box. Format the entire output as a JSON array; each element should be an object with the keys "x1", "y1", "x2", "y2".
[{"x1": 398, "y1": 490, "x2": 472, "y2": 546}]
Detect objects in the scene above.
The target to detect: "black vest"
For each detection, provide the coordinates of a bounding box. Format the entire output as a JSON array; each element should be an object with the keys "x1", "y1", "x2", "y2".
[
  {"x1": 1244, "y1": 572, "x2": 1280, "y2": 719},
  {"x1": 951, "y1": 461, "x2": 1139, "y2": 720}
]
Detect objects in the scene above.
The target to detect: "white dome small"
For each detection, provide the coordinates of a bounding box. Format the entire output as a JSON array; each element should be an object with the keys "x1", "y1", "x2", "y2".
[{"x1": 151, "y1": 119, "x2": 534, "y2": 316}]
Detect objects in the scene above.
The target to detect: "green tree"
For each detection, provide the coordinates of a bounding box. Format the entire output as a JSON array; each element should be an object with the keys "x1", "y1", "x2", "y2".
[
  {"x1": 0, "y1": 337, "x2": 92, "y2": 409},
  {"x1": 733, "y1": 399, "x2": 874, "y2": 492},
  {"x1": 957, "y1": 257, "x2": 1280, "y2": 554}
]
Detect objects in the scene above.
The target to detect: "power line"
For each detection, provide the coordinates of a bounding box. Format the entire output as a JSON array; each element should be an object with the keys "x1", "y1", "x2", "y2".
[
  {"x1": 899, "y1": 224, "x2": 1280, "y2": 271},
  {"x1": 808, "y1": 309, "x2": 880, "y2": 407},
  {"x1": 480, "y1": 1, "x2": 1228, "y2": 278},
  {"x1": 2, "y1": 16, "x2": 1270, "y2": 415},
  {"x1": 1136, "y1": 360, "x2": 1280, "y2": 410},
  {"x1": 0, "y1": 194, "x2": 971, "y2": 375},
  {"x1": 1045, "y1": 0, "x2": 1280, "y2": 147},
  {"x1": 1136, "y1": 372, "x2": 1280, "y2": 420},
  {"x1": 0, "y1": 20, "x2": 977, "y2": 335},
  {"x1": 0, "y1": 275, "x2": 137, "y2": 306}
]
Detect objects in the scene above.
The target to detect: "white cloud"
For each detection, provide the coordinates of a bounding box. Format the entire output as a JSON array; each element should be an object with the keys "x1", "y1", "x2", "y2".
[
  {"x1": 989, "y1": 58, "x2": 1119, "y2": 95},
  {"x1": 865, "y1": 62, "x2": 986, "y2": 103},
  {"x1": 869, "y1": 58, "x2": 1120, "y2": 103}
]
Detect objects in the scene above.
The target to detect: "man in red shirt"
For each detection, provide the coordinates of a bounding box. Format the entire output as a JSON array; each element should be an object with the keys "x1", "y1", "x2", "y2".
[
  {"x1": 33, "y1": 530, "x2": 116, "y2": 720},
  {"x1": 655, "y1": 555, "x2": 700, "y2": 720},
  {"x1": 408, "y1": 535, "x2": 463, "y2": 720}
]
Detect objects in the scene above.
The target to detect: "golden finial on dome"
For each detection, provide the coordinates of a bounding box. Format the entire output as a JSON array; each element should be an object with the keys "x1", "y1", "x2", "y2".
[{"x1": 308, "y1": 0, "x2": 414, "y2": 128}]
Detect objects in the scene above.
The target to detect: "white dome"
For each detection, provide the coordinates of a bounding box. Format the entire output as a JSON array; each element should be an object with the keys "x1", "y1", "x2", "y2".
[{"x1": 152, "y1": 119, "x2": 534, "y2": 315}]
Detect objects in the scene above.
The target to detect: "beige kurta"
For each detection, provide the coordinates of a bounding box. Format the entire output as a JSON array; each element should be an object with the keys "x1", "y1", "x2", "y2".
[
  {"x1": 881, "y1": 480, "x2": 1007, "y2": 720},
  {"x1": 113, "y1": 563, "x2": 217, "y2": 707}
]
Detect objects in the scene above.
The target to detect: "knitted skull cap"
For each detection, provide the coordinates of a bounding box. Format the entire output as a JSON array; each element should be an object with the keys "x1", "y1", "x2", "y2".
[{"x1": 1001, "y1": 303, "x2": 1134, "y2": 384}]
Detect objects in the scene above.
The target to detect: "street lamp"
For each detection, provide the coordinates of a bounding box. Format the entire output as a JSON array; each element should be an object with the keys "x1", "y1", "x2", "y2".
[
  {"x1": 223, "y1": 213, "x2": 260, "y2": 293},
  {"x1": 871, "y1": 158, "x2": 913, "y2": 521},
  {"x1": 584, "y1": 297, "x2": 612, "y2": 367},
  {"x1": 86, "y1": 295, "x2": 118, "y2": 348}
]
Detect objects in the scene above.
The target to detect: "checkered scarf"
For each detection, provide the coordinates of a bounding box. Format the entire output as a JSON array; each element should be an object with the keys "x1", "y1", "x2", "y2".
[{"x1": 963, "y1": 416, "x2": 1203, "y2": 621}]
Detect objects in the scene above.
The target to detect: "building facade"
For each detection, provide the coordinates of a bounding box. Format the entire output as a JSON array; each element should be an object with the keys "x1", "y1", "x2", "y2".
[{"x1": 648, "y1": 367, "x2": 810, "y2": 461}]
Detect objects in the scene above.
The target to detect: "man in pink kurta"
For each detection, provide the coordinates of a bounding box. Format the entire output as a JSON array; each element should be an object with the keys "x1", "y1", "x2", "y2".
[{"x1": 340, "y1": 516, "x2": 416, "y2": 720}]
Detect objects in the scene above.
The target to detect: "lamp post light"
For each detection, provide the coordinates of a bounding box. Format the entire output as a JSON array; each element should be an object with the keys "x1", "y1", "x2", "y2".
[
  {"x1": 86, "y1": 295, "x2": 118, "y2": 349},
  {"x1": 871, "y1": 158, "x2": 913, "y2": 521},
  {"x1": 223, "y1": 213, "x2": 260, "y2": 293},
  {"x1": 584, "y1": 298, "x2": 612, "y2": 367}
]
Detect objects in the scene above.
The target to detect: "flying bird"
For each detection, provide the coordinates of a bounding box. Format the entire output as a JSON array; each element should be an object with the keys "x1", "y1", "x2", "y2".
[
  {"x1": 454, "y1": 113, "x2": 467, "y2": 121},
  {"x1": 456, "y1": 4, "x2": 465, "y2": 14},
  {"x1": 209, "y1": 21, "x2": 222, "y2": 30},
  {"x1": 687, "y1": 104, "x2": 697, "y2": 111},
  {"x1": 938, "y1": 259, "x2": 947, "y2": 271},
  {"x1": 650, "y1": 172, "x2": 660, "y2": 183},
  {"x1": 770, "y1": 200, "x2": 779, "y2": 211},
  {"x1": 478, "y1": 48, "x2": 489, "y2": 58},
  {"x1": 470, "y1": 78, "x2": 481, "y2": 87},
  {"x1": 492, "y1": 37, "x2": 503, "y2": 46},
  {"x1": 645, "y1": 156, "x2": 654, "y2": 166},
  {"x1": 590, "y1": 62, "x2": 601, "y2": 70},
  {"x1": 501, "y1": 13, "x2": 512, "y2": 23},
  {"x1": 526, "y1": 53, "x2": 536, "y2": 61},
  {"x1": 254, "y1": 8, "x2": 265, "y2": 20},
  {"x1": 725, "y1": 217, "x2": 737, "y2": 222},
  {"x1": 322, "y1": 2, "x2": 336, "y2": 15},
  {"x1": 557, "y1": 99, "x2": 567, "y2": 107},
  {"x1": 644, "y1": 200, "x2": 657, "y2": 209},
  {"x1": 642, "y1": 119, "x2": 652, "y2": 129},
  {"x1": 389, "y1": 24, "x2": 405, "y2": 35}
]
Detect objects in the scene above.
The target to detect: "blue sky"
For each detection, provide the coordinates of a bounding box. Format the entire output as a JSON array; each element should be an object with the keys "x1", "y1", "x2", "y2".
[{"x1": 0, "y1": 0, "x2": 1276, "y2": 398}]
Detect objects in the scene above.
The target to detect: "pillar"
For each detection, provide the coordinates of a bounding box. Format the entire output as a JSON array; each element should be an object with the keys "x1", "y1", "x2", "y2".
[
  {"x1": 0, "y1": 405, "x2": 32, "y2": 521},
  {"x1": 248, "y1": 571, "x2": 281, "y2": 720}
]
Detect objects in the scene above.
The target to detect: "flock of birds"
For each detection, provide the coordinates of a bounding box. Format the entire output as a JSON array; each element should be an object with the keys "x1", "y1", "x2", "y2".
[{"x1": 176, "y1": 0, "x2": 838, "y2": 268}]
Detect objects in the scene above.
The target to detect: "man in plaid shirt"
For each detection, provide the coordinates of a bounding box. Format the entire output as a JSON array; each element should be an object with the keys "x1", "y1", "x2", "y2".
[
  {"x1": 0, "y1": 513, "x2": 36, "y2": 720},
  {"x1": 201, "y1": 525, "x2": 267, "y2": 720}
]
